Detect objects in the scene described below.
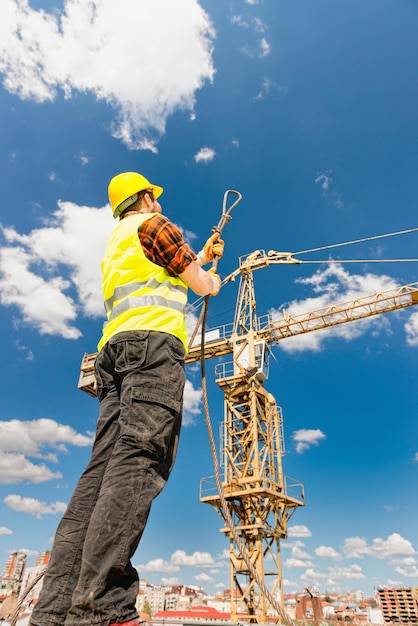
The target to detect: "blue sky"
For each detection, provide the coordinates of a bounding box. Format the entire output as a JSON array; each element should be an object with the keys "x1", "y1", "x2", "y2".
[{"x1": 0, "y1": 0, "x2": 417, "y2": 598}]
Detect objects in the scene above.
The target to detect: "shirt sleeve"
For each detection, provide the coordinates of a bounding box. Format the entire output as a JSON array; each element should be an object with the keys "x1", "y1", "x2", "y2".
[{"x1": 138, "y1": 214, "x2": 197, "y2": 277}]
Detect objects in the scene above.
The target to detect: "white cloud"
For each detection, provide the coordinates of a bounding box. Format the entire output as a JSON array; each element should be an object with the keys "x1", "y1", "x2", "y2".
[
  {"x1": 0, "y1": 419, "x2": 92, "y2": 484},
  {"x1": 161, "y1": 577, "x2": 181, "y2": 585},
  {"x1": 255, "y1": 77, "x2": 286, "y2": 100},
  {"x1": 11, "y1": 548, "x2": 38, "y2": 557},
  {"x1": 342, "y1": 536, "x2": 369, "y2": 559},
  {"x1": 327, "y1": 564, "x2": 365, "y2": 580},
  {"x1": 253, "y1": 18, "x2": 267, "y2": 34},
  {"x1": 0, "y1": 244, "x2": 80, "y2": 339},
  {"x1": 16, "y1": 343, "x2": 34, "y2": 361},
  {"x1": 395, "y1": 564, "x2": 418, "y2": 577},
  {"x1": 183, "y1": 380, "x2": 202, "y2": 425},
  {"x1": 272, "y1": 264, "x2": 400, "y2": 353},
  {"x1": 370, "y1": 533, "x2": 416, "y2": 559},
  {"x1": 0, "y1": 526, "x2": 13, "y2": 536},
  {"x1": 194, "y1": 146, "x2": 216, "y2": 164},
  {"x1": 195, "y1": 572, "x2": 214, "y2": 583},
  {"x1": 386, "y1": 578, "x2": 404, "y2": 586},
  {"x1": 241, "y1": 38, "x2": 271, "y2": 59},
  {"x1": 259, "y1": 38, "x2": 271, "y2": 57},
  {"x1": 292, "y1": 428, "x2": 326, "y2": 453},
  {"x1": 391, "y1": 557, "x2": 417, "y2": 567},
  {"x1": 0, "y1": 451, "x2": 62, "y2": 484},
  {"x1": 283, "y1": 540, "x2": 312, "y2": 560},
  {"x1": 283, "y1": 579, "x2": 299, "y2": 590},
  {"x1": 4, "y1": 494, "x2": 67, "y2": 518},
  {"x1": 315, "y1": 546, "x2": 341, "y2": 560},
  {"x1": 231, "y1": 12, "x2": 270, "y2": 59},
  {"x1": 300, "y1": 568, "x2": 327, "y2": 582},
  {"x1": 181, "y1": 228, "x2": 198, "y2": 247},
  {"x1": 284, "y1": 557, "x2": 312, "y2": 568},
  {"x1": 171, "y1": 550, "x2": 214, "y2": 567},
  {"x1": 137, "y1": 549, "x2": 215, "y2": 574},
  {"x1": 343, "y1": 533, "x2": 416, "y2": 560},
  {"x1": 287, "y1": 525, "x2": 312, "y2": 538},
  {"x1": 291, "y1": 544, "x2": 312, "y2": 560},
  {"x1": 0, "y1": 0, "x2": 215, "y2": 150},
  {"x1": 0, "y1": 203, "x2": 113, "y2": 337},
  {"x1": 137, "y1": 558, "x2": 180, "y2": 574},
  {"x1": 231, "y1": 15, "x2": 249, "y2": 28},
  {"x1": 0, "y1": 418, "x2": 93, "y2": 457},
  {"x1": 315, "y1": 171, "x2": 344, "y2": 209},
  {"x1": 315, "y1": 173, "x2": 331, "y2": 194},
  {"x1": 77, "y1": 153, "x2": 91, "y2": 166},
  {"x1": 186, "y1": 309, "x2": 200, "y2": 335},
  {"x1": 404, "y1": 311, "x2": 418, "y2": 346}
]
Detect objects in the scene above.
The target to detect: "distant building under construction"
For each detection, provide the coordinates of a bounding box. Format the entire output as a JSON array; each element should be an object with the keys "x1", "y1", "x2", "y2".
[{"x1": 376, "y1": 587, "x2": 418, "y2": 624}]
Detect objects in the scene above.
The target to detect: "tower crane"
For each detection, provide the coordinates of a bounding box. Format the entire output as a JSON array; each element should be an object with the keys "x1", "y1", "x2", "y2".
[{"x1": 78, "y1": 247, "x2": 418, "y2": 625}]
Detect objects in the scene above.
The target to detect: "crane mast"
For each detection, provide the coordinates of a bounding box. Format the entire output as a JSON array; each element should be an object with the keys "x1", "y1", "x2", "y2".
[
  {"x1": 200, "y1": 264, "x2": 304, "y2": 622},
  {"x1": 77, "y1": 248, "x2": 418, "y2": 624}
]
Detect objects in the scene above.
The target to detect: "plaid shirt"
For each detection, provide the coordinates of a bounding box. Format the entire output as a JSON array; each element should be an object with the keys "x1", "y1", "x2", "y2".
[{"x1": 138, "y1": 214, "x2": 196, "y2": 277}]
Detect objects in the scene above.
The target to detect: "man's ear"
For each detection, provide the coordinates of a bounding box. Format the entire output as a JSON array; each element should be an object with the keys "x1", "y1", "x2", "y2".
[{"x1": 143, "y1": 192, "x2": 154, "y2": 209}]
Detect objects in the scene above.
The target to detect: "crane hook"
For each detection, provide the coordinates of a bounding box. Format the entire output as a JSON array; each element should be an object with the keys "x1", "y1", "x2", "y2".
[
  {"x1": 214, "y1": 189, "x2": 242, "y2": 235},
  {"x1": 211, "y1": 189, "x2": 242, "y2": 271}
]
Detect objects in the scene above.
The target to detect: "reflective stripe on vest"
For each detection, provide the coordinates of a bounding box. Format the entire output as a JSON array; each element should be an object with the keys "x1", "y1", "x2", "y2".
[
  {"x1": 108, "y1": 294, "x2": 186, "y2": 322},
  {"x1": 104, "y1": 278, "x2": 187, "y2": 314}
]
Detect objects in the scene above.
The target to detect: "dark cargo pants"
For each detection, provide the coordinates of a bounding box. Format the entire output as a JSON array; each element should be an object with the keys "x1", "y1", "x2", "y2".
[{"x1": 30, "y1": 330, "x2": 185, "y2": 626}]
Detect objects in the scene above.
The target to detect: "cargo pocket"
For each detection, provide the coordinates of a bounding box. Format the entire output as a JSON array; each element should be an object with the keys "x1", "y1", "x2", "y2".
[
  {"x1": 112, "y1": 333, "x2": 148, "y2": 374},
  {"x1": 131, "y1": 387, "x2": 182, "y2": 415},
  {"x1": 166, "y1": 334, "x2": 186, "y2": 364},
  {"x1": 128, "y1": 387, "x2": 182, "y2": 461}
]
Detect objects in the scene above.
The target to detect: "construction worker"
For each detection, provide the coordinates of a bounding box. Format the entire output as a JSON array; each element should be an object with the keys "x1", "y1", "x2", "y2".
[{"x1": 30, "y1": 172, "x2": 224, "y2": 626}]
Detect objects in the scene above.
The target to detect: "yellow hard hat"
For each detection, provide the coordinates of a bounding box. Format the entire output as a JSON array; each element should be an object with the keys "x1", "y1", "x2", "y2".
[{"x1": 108, "y1": 172, "x2": 163, "y2": 218}]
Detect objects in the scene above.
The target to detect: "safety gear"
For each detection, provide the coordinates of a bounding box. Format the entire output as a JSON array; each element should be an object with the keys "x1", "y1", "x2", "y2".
[
  {"x1": 108, "y1": 172, "x2": 163, "y2": 219},
  {"x1": 207, "y1": 268, "x2": 221, "y2": 296},
  {"x1": 98, "y1": 213, "x2": 188, "y2": 351},
  {"x1": 198, "y1": 232, "x2": 225, "y2": 265}
]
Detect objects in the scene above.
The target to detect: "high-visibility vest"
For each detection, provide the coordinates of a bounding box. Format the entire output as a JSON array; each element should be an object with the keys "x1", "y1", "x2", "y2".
[{"x1": 97, "y1": 213, "x2": 188, "y2": 352}]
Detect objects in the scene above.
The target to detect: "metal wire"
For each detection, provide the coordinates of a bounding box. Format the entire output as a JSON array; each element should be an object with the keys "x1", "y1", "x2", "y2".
[
  {"x1": 294, "y1": 226, "x2": 418, "y2": 256},
  {"x1": 10, "y1": 567, "x2": 48, "y2": 626},
  {"x1": 193, "y1": 189, "x2": 295, "y2": 624}
]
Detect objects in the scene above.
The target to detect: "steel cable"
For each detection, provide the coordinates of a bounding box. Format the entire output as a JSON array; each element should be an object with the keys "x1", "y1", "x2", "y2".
[
  {"x1": 294, "y1": 226, "x2": 418, "y2": 256},
  {"x1": 10, "y1": 567, "x2": 48, "y2": 626},
  {"x1": 188, "y1": 190, "x2": 296, "y2": 625}
]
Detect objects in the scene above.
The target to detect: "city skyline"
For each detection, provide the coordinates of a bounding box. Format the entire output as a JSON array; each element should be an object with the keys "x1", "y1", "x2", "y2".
[{"x1": 0, "y1": 548, "x2": 414, "y2": 601}]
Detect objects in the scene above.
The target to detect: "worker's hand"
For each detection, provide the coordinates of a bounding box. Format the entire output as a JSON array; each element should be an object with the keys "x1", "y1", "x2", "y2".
[
  {"x1": 207, "y1": 267, "x2": 221, "y2": 296},
  {"x1": 198, "y1": 232, "x2": 225, "y2": 265}
]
